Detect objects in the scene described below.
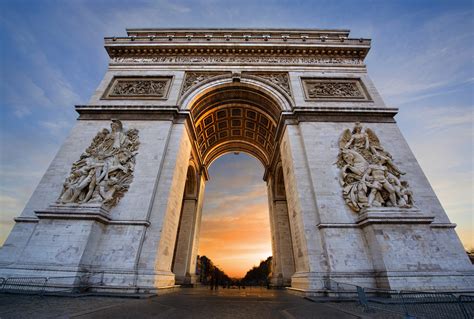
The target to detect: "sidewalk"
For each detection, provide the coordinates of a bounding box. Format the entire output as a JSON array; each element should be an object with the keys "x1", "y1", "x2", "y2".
[{"x1": 0, "y1": 286, "x2": 371, "y2": 319}]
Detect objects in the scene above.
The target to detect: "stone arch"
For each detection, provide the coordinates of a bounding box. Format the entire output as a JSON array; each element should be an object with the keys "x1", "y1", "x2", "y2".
[
  {"x1": 181, "y1": 76, "x2": 293, "y2": 113},
  {"x1": 184, "y1": 161, "x2": 198, "y2": 198},
  {"x1": 172, "y1": 159, "x2": 203, "y2": 285},
  {"x1": 267, "y1": 161, "x2": 295, "y2": 286},
  {"x1": 181, "y1": 78, "x2": 292, "y2": 172},
  {"x1": 170, "y1": 79, "x2": 298, "y2": 286},
  {"x1": 274, "y1": 163, "x2": 287, "y2": 199}
]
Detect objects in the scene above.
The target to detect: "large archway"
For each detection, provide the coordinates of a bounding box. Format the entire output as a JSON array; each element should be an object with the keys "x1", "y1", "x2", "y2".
[
  {"x1": 171, "y1": 79, "x2": 296, "y2": 286},
  {"x1": 3, "y1": 28, "x2": 470, "y2": 295}
]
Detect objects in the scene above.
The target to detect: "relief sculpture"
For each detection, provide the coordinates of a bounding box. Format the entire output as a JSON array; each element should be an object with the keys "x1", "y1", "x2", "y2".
[
  {"x1": 247, "y1": 72, "x2": 292, "y2": 96},
  {"x1": 112, "y1": 80, "x2": 167, "y2": 96},
  {"x1": 58, "y1": 120, "x2": 139, "y2": 209},
  {"x1": 180, "y1": 72, "x2": 228, "y2": 97},
  {"x1": 307, "y1": 82, "x2": 363, "y2": 98},
  {"x1": 336, "y1": 122, "x2": 413, "y2": 212}
]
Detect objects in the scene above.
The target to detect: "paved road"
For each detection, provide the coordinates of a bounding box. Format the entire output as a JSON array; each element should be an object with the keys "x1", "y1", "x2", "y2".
[{"x1": 0, "y1": 287, "x2": 366, "y2": 319}]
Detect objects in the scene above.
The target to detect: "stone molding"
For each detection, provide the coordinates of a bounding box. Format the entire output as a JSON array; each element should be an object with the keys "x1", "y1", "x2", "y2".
[
  {"x1": 105, "y1": 29, "x2": 371, "y2": 66},
  {"x1": 356, "y1": 207, "x2": 434, "y2": 227},
  {"x1": 13, "y1": 217, "x2": 39, "y2": 223},
  {"x1": 34, "y1": 204, "x2": 150, "y2": 226},
  {"x1": 102, "y1": 76, "x2": 173, "y2": 100},
  {"x1": 301, "y1": 77, "x2": 371, "y2": 101},
  {"x1": 430, "y1": 223, "x2": 457, "y2": 229},
  {"x1": 35, "y1": 203, "x2": 111, "y2": 224},
  {"x1": 125, "y1": 28, "x2": 353, "y2": 41},
  {"x1": 316, "y1": 208, "x2": 433, "y2": 229},
  {"x1": 110, "y1": 55, "x2": 364, "y2": 66}
]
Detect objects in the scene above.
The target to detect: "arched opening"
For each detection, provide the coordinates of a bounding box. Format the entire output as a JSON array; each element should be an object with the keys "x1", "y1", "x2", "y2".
[
  {"x1": 172, "y1": 162, "x2": 201, "y2": 285},
  {"x1": 172, "y1": 80, "x2": 295, "y2": 287},
  {"x1": 190, "y1": 83, "x2": 280, "y2": 169},
  {"x1": 198, "y1": 153, "x2": 272, "y2": 281}
]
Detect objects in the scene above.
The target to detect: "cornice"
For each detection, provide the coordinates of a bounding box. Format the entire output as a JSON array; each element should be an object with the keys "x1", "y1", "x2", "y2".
[
  {"x1": 125, "y1": 28, "x2": 352, "y2": 37},
  {"x1": 75, "y1": 105, "x2": 397, "y2": 121},
  {"x1": 104, "y1": 28, "x2": 370, "y2": 64}
]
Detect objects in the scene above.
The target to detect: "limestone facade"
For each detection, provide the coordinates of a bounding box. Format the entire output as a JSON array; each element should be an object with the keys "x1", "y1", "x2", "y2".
[{"x1": 0, "y1": 28, "x2": 472, "y2": 294}]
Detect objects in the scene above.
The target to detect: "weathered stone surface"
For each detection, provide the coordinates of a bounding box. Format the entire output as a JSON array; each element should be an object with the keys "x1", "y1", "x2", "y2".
[{"x1": 1, "y1": 28, "x2": 472, "y2": 294}]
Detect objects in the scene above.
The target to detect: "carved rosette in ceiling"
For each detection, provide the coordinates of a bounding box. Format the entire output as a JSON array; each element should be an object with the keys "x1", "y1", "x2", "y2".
[
  {"x1": 179, "y1": 72, "x2": 229, "y2": 97},
  {"x1": 103, "y1": 76, "x2": 172, "y2": 99},
  {"x1": 244, "y1": 72, "x2": 292, "y2": 97},
  {"x1": 302, "y1": 78, "x2": 371, "y2": 101}
]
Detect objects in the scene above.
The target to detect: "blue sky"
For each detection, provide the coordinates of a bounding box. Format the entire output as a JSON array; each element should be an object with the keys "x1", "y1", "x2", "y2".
[{"x1": 0, "y1": 0, "x2": 473, "y2": 253}]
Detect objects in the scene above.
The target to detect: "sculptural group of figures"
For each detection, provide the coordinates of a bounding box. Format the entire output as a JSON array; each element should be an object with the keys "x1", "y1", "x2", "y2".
[
  {"x1": 112, "y1": 80, "x2": 167, "y2": 96},
  {"x1": 58, "y1": 120, "x2": 139, "y2": 209},
  {"x1": 337, "y1": 123, "x2": 413, "y2": 212}
]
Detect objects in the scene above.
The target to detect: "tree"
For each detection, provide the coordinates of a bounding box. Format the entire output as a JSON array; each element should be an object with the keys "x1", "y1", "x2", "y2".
[
  {"x1": 242, "y1": 256, "x2": 272, "y2": 286},
  {"x1": 196, "y1": 255, "x2": 231, "y2": 285}
]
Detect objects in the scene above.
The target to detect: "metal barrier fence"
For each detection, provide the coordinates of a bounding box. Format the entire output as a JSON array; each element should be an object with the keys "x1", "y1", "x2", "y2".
[
  {"x1": 1, "y1": 277, "x2": 48, "y2": 295},
  {"x1": 0, "y1": 272, "x2": 105, "y2": 295},
  {"x1": 324, "y1": 279, "x2": 474, "y2": 319},
  {"x1": 46, "y1": 275, "x2": 84, "y2": 293},
  {"x1": 459, "y1": 295, "x2": 474, "y2": 318}
]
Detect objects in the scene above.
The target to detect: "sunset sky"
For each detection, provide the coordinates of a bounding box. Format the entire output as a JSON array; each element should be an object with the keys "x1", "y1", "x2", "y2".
[
  {"x1": 198, "y1": 154, "x2": 271, "y2": 277},
  {"x1": 0, "y1": 0, "x2": 472, "y2": 277}
]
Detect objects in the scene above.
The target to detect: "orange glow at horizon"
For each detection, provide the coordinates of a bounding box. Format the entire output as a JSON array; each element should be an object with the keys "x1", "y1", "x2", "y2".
[{"x1": 197, "y1": 154, "x2": 272, "y2": 278}]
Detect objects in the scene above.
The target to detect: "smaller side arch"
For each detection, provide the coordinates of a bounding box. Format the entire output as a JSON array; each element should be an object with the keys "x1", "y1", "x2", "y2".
[
  {"x1": 274, "y1": 163, "x2": 287, "y2": 200},
  {"x1": 184, "y1": 161, "x2": 198, "y2": 199}
]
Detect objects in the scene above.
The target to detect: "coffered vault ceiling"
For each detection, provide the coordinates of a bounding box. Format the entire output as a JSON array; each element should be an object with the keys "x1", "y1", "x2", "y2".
[{"x1": 190, "y1": 84, "x2": 280, "y2": 168}]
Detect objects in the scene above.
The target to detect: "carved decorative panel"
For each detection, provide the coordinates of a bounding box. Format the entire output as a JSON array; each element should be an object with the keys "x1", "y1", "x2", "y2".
[
  {"x1": 302, "y1": 78, "x2": 371, "y2": 101},
  {"x1": 180, "y1": 72, "x2": 229, "y2": 97},
  {"x1": 111, "y1": 56, "x2": 364, "y2": 66},
  {"x1": 103, "y1": 76, "x2": 172, "y2": 99},
  {"x1": 244, "y1": 72, "x2": 292, "y2": 97}
]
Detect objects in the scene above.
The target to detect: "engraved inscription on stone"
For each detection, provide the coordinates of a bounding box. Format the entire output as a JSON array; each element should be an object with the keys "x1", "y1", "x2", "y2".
[
  {"x1": 245, "y1": 72, "x2": 292, "y2": 97},
  {"x1": 302, "y1": 78, "x2": 370, "y2": 101},
  {"x1": 57, "y1": 120, "x2": 140, "y2": 209},
  {"x1": 180, "y1": 72, "x2": 229, "y2": 97},
  {"x1": 103, "y1": 77, "x2": 172, "y2": 99},
  {"x1": 336, "y1": 122, "x2": 413, "y2": 212}
]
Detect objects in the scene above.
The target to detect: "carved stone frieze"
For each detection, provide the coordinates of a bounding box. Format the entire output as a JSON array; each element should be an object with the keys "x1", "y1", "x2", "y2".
[
  {"x1": 245, "y1": 72, "x2": 292, "y2": 97},
  {"x1": 336, "y1": 123, "x2": 413, "y2": 212},
  {"x1": 111, "y1": 56, "x2": 363, "y2": 66},
  {"x1": 103, "y1": 77, "x2": 172, "y2": 99},
  {"x1": 180, "y1": 72, "x2": 229, "y2": 97},
  {"x1": 302, "y1": 78, "x2": 370, "y2": 101},
  {"x1": 57, "y1": 120, "x2": 140, "y2": 209}
]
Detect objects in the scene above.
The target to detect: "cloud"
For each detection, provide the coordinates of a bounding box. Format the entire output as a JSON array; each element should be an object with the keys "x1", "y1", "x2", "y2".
[
  {"x1": 370, "y1": 10, "x2": 473, "y2": 102},
  {"x1": 0, "y1": 130, "x2": 59, "y2": 246},
  {"x1": 39, "y1": 120, "x2": 72, "y2": 135},
  {"x1": 198, "y1": 154, "x2": 272, "y2": 277},
  {"x1": 397, "y1": 104, "x2": 473, "y2": 249},
  {"x1": 198, "y1": 202, "x2": 272, "y2": 277}
]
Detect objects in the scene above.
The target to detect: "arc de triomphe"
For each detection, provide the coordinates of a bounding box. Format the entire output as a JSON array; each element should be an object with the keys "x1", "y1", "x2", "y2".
[{"x1": 0, "y1": 28, "x2": 472, "y2": 294}]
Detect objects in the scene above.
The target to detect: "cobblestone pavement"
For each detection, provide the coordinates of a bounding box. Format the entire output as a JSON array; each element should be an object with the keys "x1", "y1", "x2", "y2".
[{"x1": 0, "y1": 287, "x2": 397, "y2": 319}]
